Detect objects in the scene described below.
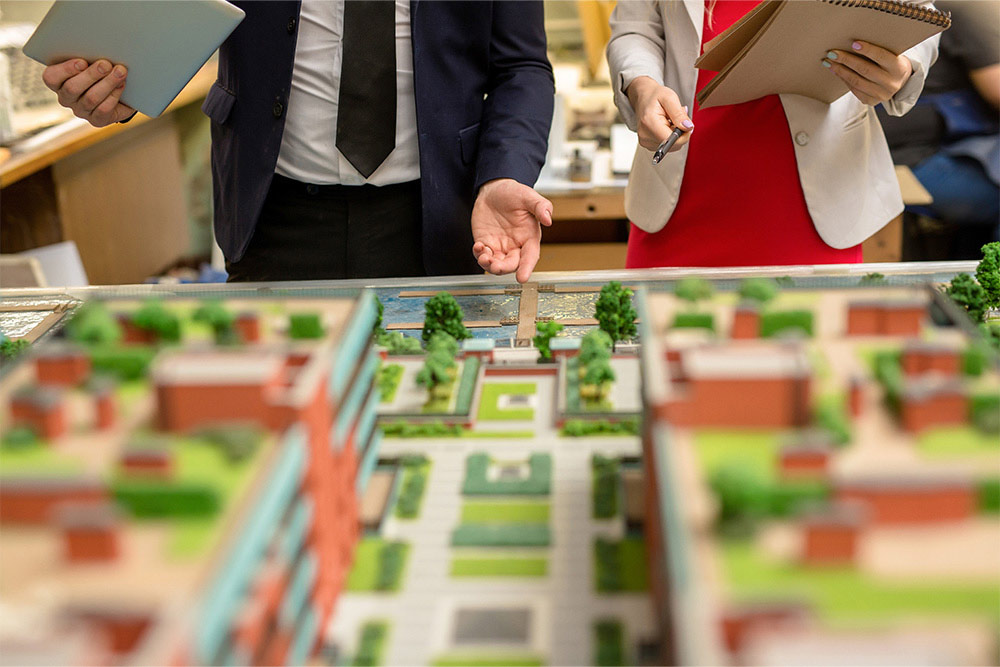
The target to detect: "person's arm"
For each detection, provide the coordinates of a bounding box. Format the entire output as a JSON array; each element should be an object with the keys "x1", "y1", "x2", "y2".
[
  {"x1": 41, "y1": 58, "x2": 135, "y2": 127},
  {"x1": 969, "y1": 64, "x2": 1000, "y2": 109},
  {"x1": 470, "y1": 0, "x2": 555, "y2": 283},
  {"x1": 607, "y1": 1, "x2": 693, "y2": 153}
]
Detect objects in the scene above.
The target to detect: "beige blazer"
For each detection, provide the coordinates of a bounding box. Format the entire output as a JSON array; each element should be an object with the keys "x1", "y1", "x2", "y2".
[{"x1": 607, "y1": 0, "x2": 940, "y2": 249}]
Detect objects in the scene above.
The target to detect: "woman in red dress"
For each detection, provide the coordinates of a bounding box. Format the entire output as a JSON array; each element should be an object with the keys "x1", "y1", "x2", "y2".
[{"x1": 608, "y1": 0, "x2": 938, "y2": 268}]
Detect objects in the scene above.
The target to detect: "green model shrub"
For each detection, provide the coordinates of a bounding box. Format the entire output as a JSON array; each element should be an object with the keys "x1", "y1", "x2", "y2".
[
  {"x1": 872, "y1": 349, "x2": 904, "y2": 413},
  {"x1": 288, "y1": 313, "x2": 324, "y2": 339},
  {"x1": 451, "y1": 523, "x2": 551, "y2": 547},
  {"x1": 594, "y1": 620, "x2": 625, "y2": 667},
  {"x1": 395, "y1": 464, "x2": 429, "y2": 519},
  {"x1": 970, "y1": 393, "x2": 1000, "y2": 434},
  {"x1": 89, "y1": 345, "x2": 157, "y2": 381},
  {"x1": 453, "y1": 357, "x2": 481, "y2": 415},
  {"x1": 112, "y1": 480, "x2": 220, "y2": 518},
  {"x1": 671, "y1": 312, "x2": 715, "y2": 331},
  {"x1": 197, "y1": 425, "x2": 262, "y2": 463},
  {"x1": 375, "y1": 542, "x2": 408, "y2": 591},
  {"x1": 376, "y1": 364, "x2": 404, "y2": 402},
  {"x1": 594, "y1": 538, "x2": 622, "y2": 591},
  {"x1": 562, "y1": 418, "x2": 640, "y2": 437},
  {"x1": 759, "y1": 310, "x2": 814, "y2": 338},
  {"x1": 381, "y1": 421, "x2": 464, "y2": 438},
  {"x1": 592, "y1": 455, "x2": 620, "y2": 519},
  {"x1": 354, "y1": 622, "x2": 389, "y2": 667},
  {"x1": 813, "y1": 396, "x2": 852, "y2": 446},
  {"x1": 1, "y1": 426, "x2": 39, "y2": 449},
  {"x1": 961, "y1": 343, "x2": 990, "y2": 376},
  {"x1": 977, "y1": 479, "x2": 1000, "y2": 514}
]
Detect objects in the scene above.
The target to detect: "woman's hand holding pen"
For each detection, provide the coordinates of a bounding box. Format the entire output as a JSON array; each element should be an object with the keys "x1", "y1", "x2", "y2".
[
  {"x1": 625, "y1": 76, "x2": 694, "y2": 153},
  {"x1": 822, "y1": 40, "x2": 913, "y2": 106}
]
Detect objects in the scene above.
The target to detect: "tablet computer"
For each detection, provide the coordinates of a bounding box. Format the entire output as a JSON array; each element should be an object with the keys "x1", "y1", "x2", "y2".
[{"x1": 22, "y1": 0, "x2": 244, "y2": 118}]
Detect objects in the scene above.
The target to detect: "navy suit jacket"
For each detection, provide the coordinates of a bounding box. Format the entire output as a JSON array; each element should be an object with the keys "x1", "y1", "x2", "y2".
[{"x1": 202, "y1": 0, "x2": 554, "y2": 276}]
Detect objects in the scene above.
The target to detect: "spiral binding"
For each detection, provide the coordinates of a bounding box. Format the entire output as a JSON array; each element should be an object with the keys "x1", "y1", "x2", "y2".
[{"x1": 822, "y1": 0, "x2": 951, "y2": 28}]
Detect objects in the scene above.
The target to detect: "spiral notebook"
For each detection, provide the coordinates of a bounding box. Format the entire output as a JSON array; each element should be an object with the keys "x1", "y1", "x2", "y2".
[{"x1": 695, "y1": 0, "x2": 950, "y2": 109}]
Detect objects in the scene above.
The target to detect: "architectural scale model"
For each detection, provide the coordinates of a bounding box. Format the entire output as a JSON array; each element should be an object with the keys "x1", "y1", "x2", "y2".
[{"x1": 0, "y1": 257, "x2": 998, "y2": 666}]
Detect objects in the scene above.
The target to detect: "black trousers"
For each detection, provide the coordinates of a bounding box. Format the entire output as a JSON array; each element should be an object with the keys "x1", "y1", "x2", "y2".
[{"x1": 226, "y1": 175, "x2": 426, "y2": 282}]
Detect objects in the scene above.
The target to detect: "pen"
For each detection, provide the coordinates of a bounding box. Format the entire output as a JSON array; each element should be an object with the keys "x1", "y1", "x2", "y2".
[{"x1": 652, "y1": 127, "x2": 685, "y2": 164}]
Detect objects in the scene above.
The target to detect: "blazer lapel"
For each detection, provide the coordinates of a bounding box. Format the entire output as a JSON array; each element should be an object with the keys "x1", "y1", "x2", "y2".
[{"x1": 682, "y1": 0, "x2": 704, "y2": 45}]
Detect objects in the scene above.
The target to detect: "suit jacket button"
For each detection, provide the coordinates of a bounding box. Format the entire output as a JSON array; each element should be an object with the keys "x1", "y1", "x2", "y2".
[
  {"x1": 287, "y1": 17, "x2": 296, "y2": 34},
  {"x1": 273, "y1": 100, "x2": 284, "y2": 118},
  {"x1": 795, "y1": 131, "x2": 810, "y2": 146}
]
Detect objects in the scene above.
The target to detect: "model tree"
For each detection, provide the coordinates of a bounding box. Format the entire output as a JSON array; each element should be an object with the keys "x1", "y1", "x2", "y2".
[
  {"x1": 581, "y1": 355, "x2": 616, "y2": 402},
  {"x1": 422, "y1": 292, "x2": 470, "y2": 343},
  {"x1": 594, "y1": 282, "x2": 637, "y2": 351},
  {"x1": 193, "y1": 300, "x2": 237, "y2": 344},
  {"x1": 674, "y1": 277, "x2": 714, "y2": 307},
  {"x1": 737, "y1": 278, "x2": 777, "y2": 306},
  {"x1": 945, "y1": 273, "x2": 988, "y2": 324},
  {"x1": 132, "y1": 299, "x2": 181, "y2": 343},
  {"x1": 415, "y1": 332, "x2": 458, "y2": 400},
  {"x1": 533, "y1": 320, "x2": 564, "y2": 362},
  {"x1": 66, "y1": 301, "x2": 122, "y2": 346},
  {"x1": 0, "y1": 337, "x2": 30, "y2": 361},
  {"x1": 976, "y1": 242, "x2": 1000, "y2": 310},
  {"x1": 578, "y1": 329, "x2": 612, "y2": 369},
  {"x1": 381, "y1": 331, "x2": 423, "y2": 355}
]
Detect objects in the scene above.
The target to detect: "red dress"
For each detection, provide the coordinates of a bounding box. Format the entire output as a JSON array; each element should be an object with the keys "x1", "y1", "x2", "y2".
[{"x1": 626, "y1": 0, "x2": 862, "y2": 268}]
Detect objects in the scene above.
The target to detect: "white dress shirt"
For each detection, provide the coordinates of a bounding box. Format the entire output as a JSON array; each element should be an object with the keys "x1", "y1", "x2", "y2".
[{"x1": 275, "y1": 0, "x2": 420, "y2": 186}]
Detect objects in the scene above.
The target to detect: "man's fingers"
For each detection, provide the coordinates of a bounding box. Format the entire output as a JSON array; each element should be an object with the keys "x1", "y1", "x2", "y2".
[
  {"x1": 42, "y1": 59, "x2": 87, "y2": 92},
  {"x1": 531, "y1": 195, "x2": 554, "y2": 227},
  {"x1": 516, "y1": 238, "x2": 540, "y2": 284},
  {"x1": 59, "y1": 59, "x2": 115, "y2": 106},
  {"x1": 91, "y1": 85, "x2": 127, "y2": 126},
  {"x1": 488, "y1": 248, "x2": 520, "y2": 276},
  {"x1": 80, "y1": 65, "x2": 128, "y2": 115}
]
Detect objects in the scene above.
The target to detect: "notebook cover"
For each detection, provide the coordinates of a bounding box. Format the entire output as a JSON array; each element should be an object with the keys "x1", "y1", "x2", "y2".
[{"x1": 696, "y1": 0, "x2": 945, "y2": 108}]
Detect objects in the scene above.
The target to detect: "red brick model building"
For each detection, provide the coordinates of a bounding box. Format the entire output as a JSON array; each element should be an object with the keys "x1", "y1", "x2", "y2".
[
  {"x1": 35, "y1": 346, "x2": 91, "y2": 386},
  {"x1": 899, "y1": 379, "x2": 968, "y2": 432},
  {"x1": 59, "y1": 503, "x2": 121, "y2": 563},
  {"x1": 730, "y1": 305, "x2": 760, "y2": 339},
  {"x1": 10, "y1": 386, "x2": 68, "y2": 439},
  {"x1": 234, "y1": 313, "x2": 262, "y2": 343},
  {"x1": 835, "y1": 475, "x2": 975, "y2": 524},
  {"x1": 779, "y1": 439, "x2": 833, "y2": 480},
  {"x1": 666, "y1": 345, "x2": 812, "y2": 428},
  {"x1": 846, "y1": 300, "x2": 925, "y2": 337},
  {"x1": 0, "y1": 478, "x2": 107, "y2": 524},
  {"x1": 153, "y1": 352, "x2": 287, "y2": 432},
  {"x1": 900, "y1": 342, "x2": 961, "y2": 377},
  {"x1": 801, "y1": 502, "x2": 867, "y2": 566}
]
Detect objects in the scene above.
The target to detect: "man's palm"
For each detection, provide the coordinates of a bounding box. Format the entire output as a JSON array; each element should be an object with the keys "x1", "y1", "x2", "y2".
[{"x1": 471, "y1": 178, "x2": 553, "y2": 283}]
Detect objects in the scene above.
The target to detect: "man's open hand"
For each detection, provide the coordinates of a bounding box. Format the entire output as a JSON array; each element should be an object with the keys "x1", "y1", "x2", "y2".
[{"x1": 471, "y1": 178, "x2": 553, "y2": 284}]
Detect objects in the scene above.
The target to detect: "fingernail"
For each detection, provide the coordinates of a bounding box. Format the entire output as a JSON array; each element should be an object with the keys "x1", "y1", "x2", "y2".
[
  {"x1": 113, "y1": 65, "x2": 126, "y2": 79},
  {"x1": 852, "y1": 41, "x2": 862, "y2": 50},
  {"x1": 682, "y1": 105, "x2": 688, "y2": 113},
  {"x1": 75, "y1": 60, "x2": 87, "y2": 71},
  {"x1": 822, "y1": 60, "x2": 832, "y2": 68},
  {"x1": 97, "y1": 61, "x2": 111, "y2": 74},
  {"x1": 682, "y1": 119, "x2": 694, "y2": 129},
  {"x1": 826, "y1": 51, "x2": 837, "y2": 60}
]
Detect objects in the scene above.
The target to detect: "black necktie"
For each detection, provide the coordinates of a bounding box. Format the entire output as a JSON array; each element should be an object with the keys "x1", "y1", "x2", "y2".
[{"x1": 337, "y1": 0, "x2": 397, "y2": 178}]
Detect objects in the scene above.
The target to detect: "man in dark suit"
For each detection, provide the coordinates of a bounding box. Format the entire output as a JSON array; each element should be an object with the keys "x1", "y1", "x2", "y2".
[{"x1": 42, "y1": 0, "x2": 555, "y2": 283}]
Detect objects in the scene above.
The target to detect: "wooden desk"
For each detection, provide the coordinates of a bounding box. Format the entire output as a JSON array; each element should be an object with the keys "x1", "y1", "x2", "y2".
[
  {"x1": 535, "y1": 184, "x2": 629, "y2": 272},
  {"x1": 1, "y1": 65, "x2": 216, "y2": 284}
]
